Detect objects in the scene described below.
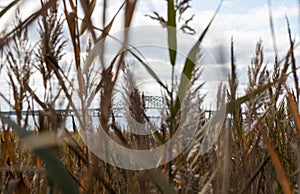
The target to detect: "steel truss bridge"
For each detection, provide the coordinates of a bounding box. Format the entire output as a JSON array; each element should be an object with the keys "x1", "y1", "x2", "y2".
[
  {"x1": 111, "y1": 96, "x2": 167, "y2": 116},
  {"x1": 0, "y1": 96, "x2": 217, "y2": 118},
  {"x1": 0, "y1": 96, "x2": 170, "y2": 117}
]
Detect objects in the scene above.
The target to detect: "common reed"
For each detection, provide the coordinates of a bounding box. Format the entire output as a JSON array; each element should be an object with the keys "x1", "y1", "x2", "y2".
[{"x1": 0, "y1": 1, "x2": 300, "y2": 194}]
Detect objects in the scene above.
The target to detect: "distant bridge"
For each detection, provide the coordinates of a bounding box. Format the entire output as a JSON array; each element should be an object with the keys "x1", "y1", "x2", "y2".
[
  {"x1": 112, "y1": 96, "x2": 167, "y2": 115},
  {"x1": 0, "y1": 96, "x2": 217, "y2": 118},
  {"x1": 0, "y1": 96, "x2": 169, "y2": 117}
]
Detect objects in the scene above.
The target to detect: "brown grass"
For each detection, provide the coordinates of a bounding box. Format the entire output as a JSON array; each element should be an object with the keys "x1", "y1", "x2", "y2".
[{"x1": 0, "y1": 1, "x2": 300, "y2": 194}]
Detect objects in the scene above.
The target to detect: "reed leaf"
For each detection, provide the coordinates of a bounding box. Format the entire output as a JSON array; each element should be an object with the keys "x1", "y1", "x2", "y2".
[
  {"x1": 286, "y1": 17, "x2": 299, "y2": 102},
  {"x1": 0, "y1": 0, "x2": 56, "y2": 49},
  {"x1": 128, "y1": 49, "x2": 169, "y2": 92},
  {"x1": 83, "y1": 1, "x2": 125, "y2": 73},
  {"x1": 96, "y1": 1, "x2": 125, "y2": 42},
  {"x1": 167, "y1": 0, "x2": 177, "y2": 66},
  {"x1": 79, "y1": 0, "x2": 97, "y2": 36},
  {"x1": 172, "y1": 1, "x2": 222, "y2": 117},
  {"x1": 226, "y1": 82, "x2": 274, "y2": 113},
  {"x1": 0, "y1": 0, "x2": 20, "y2": 18},
  {"x1": 262, "y1": 130, "x2": 292, "y2": 194},
  {"x1": 124, "y1": 0, "x2": 137, "y2": 29},
  {"x1": 188, "y1": 81, "x2": 274, "y2": 151},
  {"x1": 148, "y1": 170, "x2": 176, "y2": 194},
  {"x1": 0, "y1": 114, "x2": 79, "y2": 194},
  {"x1": 287, "y1": 89, "x2": 300, "y2": 135},
  {"x1": 199, "y1": 167, "x2": 218, "y2": 194}
]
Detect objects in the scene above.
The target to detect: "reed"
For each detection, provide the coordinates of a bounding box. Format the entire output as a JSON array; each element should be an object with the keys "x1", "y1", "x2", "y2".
[{"x1": 0, "y1": 1, "x2": 300, "y2": 193}]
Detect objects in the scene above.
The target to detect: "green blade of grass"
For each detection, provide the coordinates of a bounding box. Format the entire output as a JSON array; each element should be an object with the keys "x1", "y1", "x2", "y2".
[
  {"x1": 171, "y1": 1, "x2": 223, "y2": 117},
  {"x1": 187, "y1": 81, "x2": 274, "y2": 152},
  {"x1": 226, "y1": 82, "x2": 274, "y2": 113},
  {"x1": 0, "y1": 114, "x2": 79, "y2": 194},
  {"x1": 0, "y1": 0, "x2": 20, "y2": 18},
  {"x1": 167, "y1": 0, "x2": 177, "y2": 66}
]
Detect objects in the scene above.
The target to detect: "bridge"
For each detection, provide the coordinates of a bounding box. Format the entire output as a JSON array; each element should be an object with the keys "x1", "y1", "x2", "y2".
[
  {"x1": 111, "y1": 95, "x2": 167, "y2": 116},
  {"x1": 0, "y1": 96, "x2": 169, "y2": 117},
  {"x1": 0, "y1": 96, "x2": 217, "y2": 119}
]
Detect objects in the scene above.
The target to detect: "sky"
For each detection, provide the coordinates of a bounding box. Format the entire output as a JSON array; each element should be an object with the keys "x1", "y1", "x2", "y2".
[
  {"x1": 91, "y1": 0, "x2": 300, "y2": 108},
  {"x1": 0, "y1": 0, "x2": 299, "y2": 110}
]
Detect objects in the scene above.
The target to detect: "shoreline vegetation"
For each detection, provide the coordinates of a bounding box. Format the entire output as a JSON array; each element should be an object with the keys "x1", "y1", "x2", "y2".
[{"x1": 0, "y1": 0, "x2": 299, "y2": 193}]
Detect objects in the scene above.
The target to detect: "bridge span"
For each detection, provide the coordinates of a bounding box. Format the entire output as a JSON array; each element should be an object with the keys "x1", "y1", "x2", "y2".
[{"x1": 0, "y1": 96, "x2": 216, "y2": 118}]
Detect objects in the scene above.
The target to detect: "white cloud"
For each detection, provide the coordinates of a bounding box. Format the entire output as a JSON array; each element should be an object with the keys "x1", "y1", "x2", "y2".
[
  {"x1": 173, "y1": 3, "x2": 300, "y2": 99},
  {"x1": 1, "y1": 1, "x2": 299, "y2": 110}
]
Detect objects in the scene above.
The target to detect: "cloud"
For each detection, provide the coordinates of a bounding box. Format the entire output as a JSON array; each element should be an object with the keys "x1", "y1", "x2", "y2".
[
  {"x1": 1, "y1": 1, "x2": 299, "y2": 110},
  {"x1": 81, "y1": 1, "x2": 299, "y2": 103},
  {"x1": 191, "y1": 4, "x2": 298, "y2": 71},
  {"x1": 0, "y1": 1, "x2": 45, "y2": 34},
  {"x1": 223, "y1": 0, "x2": 239, "y2": 8}
]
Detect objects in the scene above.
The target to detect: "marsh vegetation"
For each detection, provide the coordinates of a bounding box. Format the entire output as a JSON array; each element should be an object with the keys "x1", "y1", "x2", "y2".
[{"x1": 0, "y1": 0, "x2": 299, "y2": 193}]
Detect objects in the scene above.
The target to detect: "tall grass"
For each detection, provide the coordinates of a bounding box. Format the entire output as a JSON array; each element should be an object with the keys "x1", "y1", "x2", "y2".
[{"x1": 0, "y1": 0, "x2": 299, "y2": 193}]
